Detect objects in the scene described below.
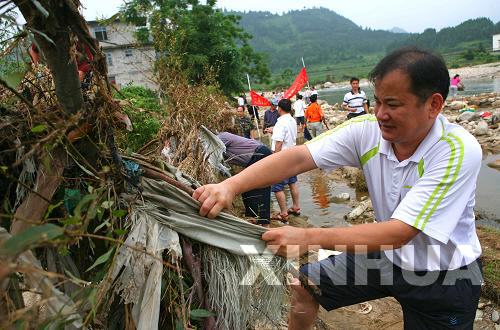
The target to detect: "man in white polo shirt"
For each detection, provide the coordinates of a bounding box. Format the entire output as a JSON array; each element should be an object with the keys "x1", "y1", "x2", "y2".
[
  {"x1": 193, "y1": 47, "x2": 482, "y2": 329},
  {"x1": 342, "y1": 77, "x2": 369, "y2": 120}
]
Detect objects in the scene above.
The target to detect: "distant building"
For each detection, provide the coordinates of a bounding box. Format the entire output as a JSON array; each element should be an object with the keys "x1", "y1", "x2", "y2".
[
  {"x1": 493, "y1": 34, "x2": 500, "y2": 52},
  {"x1": 87, "y1": 19, "x2": 157, "y2": 89}
]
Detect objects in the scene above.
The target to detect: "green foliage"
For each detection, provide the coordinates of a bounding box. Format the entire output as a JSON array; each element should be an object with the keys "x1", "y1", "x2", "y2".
[
  {"x1": 190, "y1": 308, "x2": 216, "y2": 321},
  {"x1": 121, "y1": 0, "x2": 270, "y2": 95},
  {"x1": 0, "y1": 224, "x2": 64, "y2": 257},
  {"x1": 233, "y1": 8, "x2": 407, "y2": 73},
  {"x1": 114, "y1": 85, "x2": 164, "y2": 152},
  {"x1": 387, "y1": 17, "x2": 500, "y2": 53}
]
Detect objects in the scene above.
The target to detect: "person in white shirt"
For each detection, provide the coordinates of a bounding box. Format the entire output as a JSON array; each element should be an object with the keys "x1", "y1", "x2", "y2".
[
  {"x1": 268, "y1": 98, "x2": 300, "y2": 222},
  {"x1": 193, "y1": 47, "x2": 483, "y2": 329},
  {"x1": 237, "y1": 94, "x2": 245, "y2": 107},
  {"x1": 342, "y1": 77, "x2": 369, "y2": 120},
  {"x1": 293, "y1": 94, "x2": 307, "y2": 133}
]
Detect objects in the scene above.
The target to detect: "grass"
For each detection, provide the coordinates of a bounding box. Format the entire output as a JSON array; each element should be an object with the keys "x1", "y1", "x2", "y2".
[{"x1": 476, "y1": 226, "x2": 500, "y2": 303}]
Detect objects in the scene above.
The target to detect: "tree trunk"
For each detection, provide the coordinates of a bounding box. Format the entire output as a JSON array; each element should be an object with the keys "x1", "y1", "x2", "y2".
[{"x1": 14, "y1": 0, "x2": 86, "y2": 115}]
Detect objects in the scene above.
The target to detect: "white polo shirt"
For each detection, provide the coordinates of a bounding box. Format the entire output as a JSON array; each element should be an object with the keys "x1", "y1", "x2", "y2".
[
  {"x1": 293, "y1": 99, "x2": 306, "y2": 117},
  {"x1": 306, "y1": 114, "x2": 482, "y2": 271},
  {"x1": 343, "y1": 90, "x2": 367, "y2": 114},
  {"x1": 272, "y1": 113, "x2": 297, "y2": 152}
]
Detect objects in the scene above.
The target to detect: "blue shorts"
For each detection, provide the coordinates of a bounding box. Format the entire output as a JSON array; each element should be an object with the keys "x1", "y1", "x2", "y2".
[{"x1": 271, "y1": 175, "x2": 297, "y2": 192}]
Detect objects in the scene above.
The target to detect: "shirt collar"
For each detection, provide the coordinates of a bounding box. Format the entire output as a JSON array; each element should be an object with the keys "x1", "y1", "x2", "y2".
[{"x1": 379, "y1": 114, "x2": 446, "y2": 164}]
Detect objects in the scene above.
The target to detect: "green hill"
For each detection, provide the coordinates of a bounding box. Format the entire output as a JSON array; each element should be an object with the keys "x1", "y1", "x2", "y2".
[
  {"x1": 231, "y1": 8, "x2": 407, "y2": 83},
  {"x1": 229, "y1": 9, "x2": 500, "y2": 86}
]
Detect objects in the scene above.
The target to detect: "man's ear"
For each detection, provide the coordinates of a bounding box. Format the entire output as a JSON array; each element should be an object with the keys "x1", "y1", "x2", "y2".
[{"x1": 428, "y1": 93, "x2": 444, "y2": 119}]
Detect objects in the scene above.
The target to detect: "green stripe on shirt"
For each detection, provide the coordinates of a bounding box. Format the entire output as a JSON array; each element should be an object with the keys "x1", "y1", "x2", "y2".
[
  {"x1": 360, "y1": 144, "x2": 379, "y2": 166},
  {"x1": 420, "y1": 133, "x2": 464, "y2": 231},
  {"x1": 414, "y1": 136, "x2": 457, "y2": 229}
]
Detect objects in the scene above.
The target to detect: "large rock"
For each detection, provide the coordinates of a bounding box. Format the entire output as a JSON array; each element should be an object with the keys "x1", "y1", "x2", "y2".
[
  {"x1": 323, "y1": 81, "x2": 334, "y2": 88},
  {"x1": 474, "y1": 120, "x2": 489, "y2": 136},
  {"x1": 317, "y1": 99, "x2": 327, "y2": 106},
  {"x1": 487, "y1": 159, "x2": 500, "y2": 170},
  {"x1": 321, "y1": 103, "x2": 331, "y2": 110},
  {"x1": 346, "y1": 200, "x2": 372, "y2": 221},
  {"x1": 449, "y1": 101, "x2": 467, "y2": 110},
  {"x1": 457, "y1": 111, "x2": 480, "y2": 122},
  {"x1": 492, "y1": 100, "x2": 500, "y2": 107}
]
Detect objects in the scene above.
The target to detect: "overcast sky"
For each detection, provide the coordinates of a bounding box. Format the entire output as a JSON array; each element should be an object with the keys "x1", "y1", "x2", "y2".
[{"x1": 81, "y1": 0, "x2": 500, "y2": 33}]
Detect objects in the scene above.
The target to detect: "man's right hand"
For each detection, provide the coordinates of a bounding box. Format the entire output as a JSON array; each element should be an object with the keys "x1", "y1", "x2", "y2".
[{"x1": 192, "y1": 182, "x2": 236, "y2": 218}]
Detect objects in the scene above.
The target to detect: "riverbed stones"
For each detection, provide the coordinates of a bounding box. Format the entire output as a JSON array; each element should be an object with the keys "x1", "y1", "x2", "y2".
[
  {"x1": 346, "y1": 200, "x2": 372, "y2": 221},
  {"x1": 457, "y1": 111, "x2": 480, "y2": 122},
  {"x1": 492, "y1": 310, "x2": 499, "y2": 323},
  {"x1": 449, "y1": 101, "x2": 468, "y2": 110},
  {"x1": 474, "y1": 121, "x2": 489, "y2": 136},
  {"x1": 487, "y1": 159, "x2": 500, "y2": 170},
  {"x1": 323, "y1": 81, "x2": 334, "y2": 88},
  {"x1": 331, "y1": 192, "x2": 350, "y2": 202}
]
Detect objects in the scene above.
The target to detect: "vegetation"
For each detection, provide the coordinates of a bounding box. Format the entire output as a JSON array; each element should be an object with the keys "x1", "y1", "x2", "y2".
[
  {"x1": 476, "y1": 227, "x2": 500, "y2": 303},
  {"x1": 231, "y1": 9, "x2": 500, "y2": 87},
  {"x1": 121, "y1": 0, "x2": 270, "y2": 95},
  {"x1": 114, "y1": 85, "x2": 164, "y2": 153},
  {"x1": 0, "y1": 1, "x2": 234, "y2": 328},
  {"x1": 233, "y1": 8, "x2": 406, "y2": 73}
]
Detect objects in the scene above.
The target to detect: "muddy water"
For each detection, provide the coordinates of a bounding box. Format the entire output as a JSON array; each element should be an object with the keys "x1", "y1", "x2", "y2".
[{"x1": 475, "y1": 154, "x2": 500, "y2": 227}]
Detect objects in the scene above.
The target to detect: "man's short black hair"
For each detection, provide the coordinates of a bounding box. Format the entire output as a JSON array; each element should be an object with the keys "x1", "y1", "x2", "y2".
[
  {"x1": 350, "y1": 77, "x2": 359, "y2": 84},
  {"x1": 278, "y1": 98, "x2": 292, "y2": 112},
  {"x1": 369, "y1": 46, "x2": 449, "y2": 102},
  {"x1": 297, "y1": 94, "x2": 303, "y2": 99},
  {"x1": 310, "y1": 94, "x2": 318, "y2": 103}
]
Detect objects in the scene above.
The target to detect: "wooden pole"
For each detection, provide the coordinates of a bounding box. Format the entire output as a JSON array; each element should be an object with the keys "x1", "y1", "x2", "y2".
[{"x1": 246, "y1": 74, "x2": 261, "y2": 139}]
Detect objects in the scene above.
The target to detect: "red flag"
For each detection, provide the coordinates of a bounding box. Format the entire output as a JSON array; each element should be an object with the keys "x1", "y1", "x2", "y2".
[
  {"x1": 250, "y1": 90, "x2": 270, "y2": 106},
  {"x1": 283, "y1": 68, "x2": 308, "y2": 99}
]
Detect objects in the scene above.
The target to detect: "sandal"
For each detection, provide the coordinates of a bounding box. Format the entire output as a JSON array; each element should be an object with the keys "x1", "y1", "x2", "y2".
[
  {"x1": 287, "y1": 207, "x2": 301, "y2": 216},
  {"x1": 270, "y1": 213, "x2": 289, "y2": 223}
]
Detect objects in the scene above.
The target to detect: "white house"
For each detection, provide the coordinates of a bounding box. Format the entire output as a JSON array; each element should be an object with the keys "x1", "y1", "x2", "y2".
[
  {"x1": 493, "y1": 34, "x2": 500, "y2": 52},
  {"x1": 87, "y1": 20, "x2": 157, "y2": 89}
]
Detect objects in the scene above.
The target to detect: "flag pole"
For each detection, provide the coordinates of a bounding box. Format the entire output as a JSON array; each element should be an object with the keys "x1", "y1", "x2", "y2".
[
  {"x1": 246, "y1": 74, "x2": 261, "y2": 139},
  {"x1": 301, "y1": 57, "x2": 310, "y2": 89}
]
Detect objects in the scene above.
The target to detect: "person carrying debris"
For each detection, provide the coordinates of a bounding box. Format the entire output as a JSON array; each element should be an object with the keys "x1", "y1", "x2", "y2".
[
  {"x1": 193, "y1": 47, "x2": 483, "y2": 329},
  {"x1": 217, "y1": 132, "x2": 272, "y2": 226}
]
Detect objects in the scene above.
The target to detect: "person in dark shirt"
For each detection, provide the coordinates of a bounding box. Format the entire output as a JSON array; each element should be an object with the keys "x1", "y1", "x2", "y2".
[
  {"x1": 263, "y1": 101, "x2": 279, "y2": 133},
  {"x1": 217, "y1": 132, "x2": 272, "y2": 226}
]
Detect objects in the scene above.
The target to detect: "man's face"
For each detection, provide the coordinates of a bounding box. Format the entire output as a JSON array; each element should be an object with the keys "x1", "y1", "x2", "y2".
[
  {"x1": 374, "y1": 70, "x2": 438, "y2": 148},
  {"x1": 237, "y1": 106, "x2": 244, "y2": 117},
  {"x1": 350, "y1": 80, "x2": 359, "y2": 91}
]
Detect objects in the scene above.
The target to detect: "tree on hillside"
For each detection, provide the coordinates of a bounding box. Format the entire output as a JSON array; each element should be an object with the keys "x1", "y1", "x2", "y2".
[{"x1": 121, "y1": 0, "x2": 270, "y2": 95}]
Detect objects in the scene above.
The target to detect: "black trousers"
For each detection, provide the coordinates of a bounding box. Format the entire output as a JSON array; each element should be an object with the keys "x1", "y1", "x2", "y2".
[{"x1": 241, "y1": 145, "x2": 272, "y2": 224}]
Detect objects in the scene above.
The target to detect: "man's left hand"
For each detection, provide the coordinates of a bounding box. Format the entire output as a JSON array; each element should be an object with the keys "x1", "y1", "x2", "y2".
[{"x1": 261, "y1": 226, "x2": 314, "y2": 258}]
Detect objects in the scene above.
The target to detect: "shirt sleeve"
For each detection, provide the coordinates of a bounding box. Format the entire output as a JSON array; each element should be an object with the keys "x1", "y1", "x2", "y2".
[
  {"x1": 392, "y1": 132, "x2": 482, "y2": 244},
  {"x1": 343, "y1": 93, "x2": 349, "y2": 105},
  {"x1": 362, "y1": 91, "x2": 368, "y2": 104},
  {"x1": 272, "y1": 122, "x2": 286, "y2": 142},
  {"x1": 305, "y1": 120, "x2": 368, "y2": 169}
]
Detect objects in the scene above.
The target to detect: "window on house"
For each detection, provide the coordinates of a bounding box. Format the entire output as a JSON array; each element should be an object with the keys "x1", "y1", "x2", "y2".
[
  {"x1": 124, "y1": 48, "x2": 133, "y2": 57},
  {"x1": 108, "y1": 76, "x2": 116, "y2": 85},
  {"x1": 105, "y1": 52, "x2": 113, "y2": 66},
  {"x1": 94, "y1": 26, "x2": 108, "y2": 41}
]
